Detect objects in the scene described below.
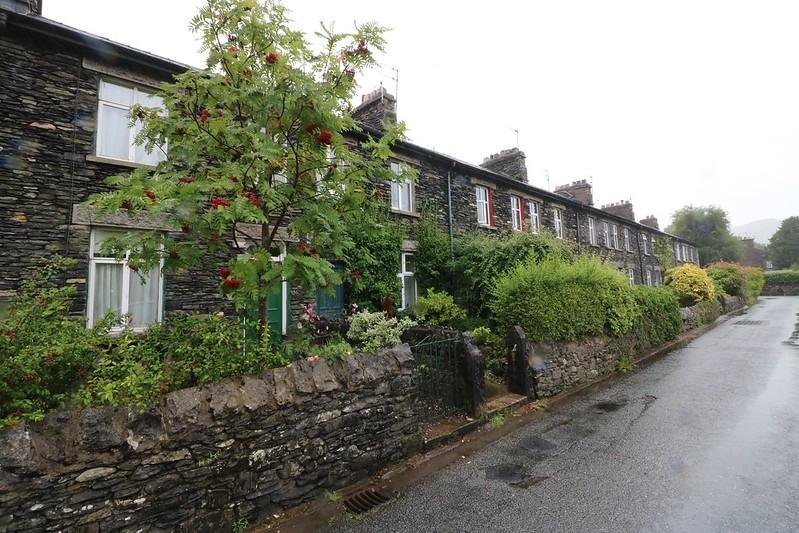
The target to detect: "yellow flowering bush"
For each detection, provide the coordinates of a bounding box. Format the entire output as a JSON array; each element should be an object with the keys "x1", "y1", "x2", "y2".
[{"x1": 665, "y1": 264, "x2": 716, "y2": 306}]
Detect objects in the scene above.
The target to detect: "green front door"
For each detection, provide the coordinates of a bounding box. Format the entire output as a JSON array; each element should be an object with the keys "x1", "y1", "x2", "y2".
[
  {"x1": 267, "y1": 281, "x2": 287, "y2": 337},
  {"x1": 316, "y1": 265, "x2": 344, "y2": 319}
]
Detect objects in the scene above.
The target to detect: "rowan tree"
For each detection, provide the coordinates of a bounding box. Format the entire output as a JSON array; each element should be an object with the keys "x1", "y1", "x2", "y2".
[{"x1": 88, "y1": 0, "x2": 412, "y2": 344}]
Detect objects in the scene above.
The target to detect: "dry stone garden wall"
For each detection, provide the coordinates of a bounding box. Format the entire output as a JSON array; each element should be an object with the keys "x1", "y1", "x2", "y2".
[{"x1": 0, "y1": 347, "x2": 421, "y2": 532}]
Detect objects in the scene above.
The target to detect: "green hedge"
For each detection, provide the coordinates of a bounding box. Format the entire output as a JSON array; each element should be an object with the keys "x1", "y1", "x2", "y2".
[
  {"x1": 451, "y1": 231, "x2": 573, "y2": 319},
  {"x1": 631, "y1": 286, "x2": 682, "y2": 346},
  {"x1": 491, "y1": 256, "x2": 637, "y2": 342},
  {"x1": 764, "y1": 271, "x2": 799, "y2": 285}
]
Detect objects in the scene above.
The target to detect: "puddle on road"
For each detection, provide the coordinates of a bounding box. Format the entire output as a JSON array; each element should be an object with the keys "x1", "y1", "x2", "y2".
[
  {"x1": 518, "y1": 436, "x2": 557, "y2": 452},
  {"x1": 594, "y1": 399, "x2": 628, "y2": 412},
  {"x1": 483, "y1": 463, "x2": 549, "y2": 489},
  {"x1": 484, "y1": 463, "x2": 527, "y2": 484}
]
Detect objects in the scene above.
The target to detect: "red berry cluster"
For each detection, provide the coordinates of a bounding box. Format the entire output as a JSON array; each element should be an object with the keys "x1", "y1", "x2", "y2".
[
  {"x1": 316, "y1": 130, "x2": 333, "y2": 145},
  {"x1": 227, "y1": 45, "x2": 239, "y2": 56},
  {"x1": 345, "y1": 40, "x2": 370, "y2": 58},
  {"x1": 243, "y1": 68, "x2": 253, "y2": 77},
  {"x1": 350, "y1": 271, "x2": 362, "y2": 280},
  {"x1": 3, "y1": 330, "x2": 13, "y2": 342},
  {"x1": 305, "y1": 122, "x2": 318, "y2": 134},
  {"x1": 244, "y1": 191, "x2": 263, "y2": 207},
  {"x1": 265, "y1": 52, "x2": 279, "y2": 64},
  {"x1": 211, "y1": 197, "x2": 231, "y2": 209},
  {"x1": 197, "y1": 108, "x2": 211, "y2": 123},
  {"x1": 229, "y1": 175, "x2": 239, "y2": 182},
  {"x1": 179, "y1": 176, "x2": 193, "y2": 184},
  {"x1": 128, "y1": 262, "x2": 139, "y2": 272},
  {"x1": 296, "y1": 241, "x2": 319, "y2": 257},
  {"x1": 144, "y1": 190, "x2": 156, "y2": 202},
  {"x1": 223, "y1": 278, "x2": 241, "y2": 289},
  {"x1": 121, "y1": 200, "x2": 132, "y2": 210}
]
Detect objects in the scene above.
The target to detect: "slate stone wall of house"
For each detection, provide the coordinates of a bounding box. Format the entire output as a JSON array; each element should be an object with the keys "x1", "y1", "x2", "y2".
[
  {"x1": 0, "y1": 29, "x2": 229, "y2": 318},
  {"x1": 0, "y1": 347, "x2": 421, "y2": 531}
]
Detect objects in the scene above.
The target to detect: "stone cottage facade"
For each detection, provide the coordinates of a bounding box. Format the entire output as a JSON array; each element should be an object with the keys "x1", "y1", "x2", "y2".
[{"x1": 0, "y1": 2, "x2": 698, "y2": 332}]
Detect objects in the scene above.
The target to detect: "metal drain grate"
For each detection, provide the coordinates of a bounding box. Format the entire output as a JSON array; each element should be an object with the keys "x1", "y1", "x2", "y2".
[
  {"x1": 733, "y1": 320, "x2": 766, "y2": 326},
  {"x1": 343, "y1": 488, "x2": 392, "y2": 514}
]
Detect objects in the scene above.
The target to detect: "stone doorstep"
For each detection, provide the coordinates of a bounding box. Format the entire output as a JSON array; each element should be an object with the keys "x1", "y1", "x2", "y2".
[{"x1": 251, "y1": 304, "x2": 749, "y2": 533}]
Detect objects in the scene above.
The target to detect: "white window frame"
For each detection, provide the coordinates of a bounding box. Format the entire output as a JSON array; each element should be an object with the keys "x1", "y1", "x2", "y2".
[
  {"x1": 675, "y1": 241, "x2": 682, "y2": 262},
  {"x1": 612, "y1": 224, "x2": 620, "y2": 250},
  {"x1": 529, "y1": 201, "x2": 540, "y2": 234},
  {"x1": 511, "y1": 196, "x2": 523, "y2": 231},
  {"x1": 624, "y1": 228, "x2": 631, "y2": 252},
  {"x1": 642, "y1": 233, "x2": 650, "y2": 255},
  {"x1": 389, "y1": 161, "x2": 413, "y2": 213},
  {"x1": 645, "y1": 268, "x2": 653, "y2": 286},
  {"x1": 588, "y1": 217, "x2": 597, "y2": 246},
  {"x1": 553, "y1": 208, "x2": 563, "y2": 239},
  {"x1": 86, "y1": 228, "x2": 164, "y2": 331},
  {"x1": 602, "y1": 222, "x2": 610, "y2": 248},
  {"x1": 96, "y1": 79, "x2": 166, "y2": 165},
  {"x1": 476, "y1": 185, "x2": 490, "y2": 226},
  {"x1": 398, "y1": 252, "x2": 417, "y2": 311},
  {"x1": 628, "y1": 268, "x2": 635, "y2": 287}
]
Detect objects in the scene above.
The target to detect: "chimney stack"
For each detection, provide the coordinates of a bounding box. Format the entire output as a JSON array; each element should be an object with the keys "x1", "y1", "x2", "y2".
[
  {"x1": 480, "y1": 147, "x2": 528, "y2": 183},
  {"x1": 600, "y1": 200, "x2": 636, "y2": 221},
  {"x1": 352, "y1": 87, "x2": 396, "y2": 131},
  {"x1": 554, "y1": 179, "x2": 593, "y2": 206},
  {"x1": 0, "y1": 0, "x2": 42, "y2": 14},
  {"x1": 640, "y1": 215, "x2": 659, "y2": 230}
]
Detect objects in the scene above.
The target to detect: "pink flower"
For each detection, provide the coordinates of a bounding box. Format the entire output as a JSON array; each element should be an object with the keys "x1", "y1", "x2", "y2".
[
  {"x1": 307, "y1": 355, "x2": 320, "y2": 363},
  {"x1": 216, "y1": 311, "x2": 225, "y2": 317}
]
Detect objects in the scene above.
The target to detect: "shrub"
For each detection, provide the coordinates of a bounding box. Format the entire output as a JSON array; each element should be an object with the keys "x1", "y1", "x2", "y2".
[
  {"x1": 665, "y1": 264, "x2": 716, "y2": 306},
  {"x1": 696, "y1": 300, "x2": 721, "y2": 325},
  {"x1": 346, "y1": 310, "x2": 416, "y2": 353},
  {"x1": 742, "y1": 266, "x2": 764, "y2": 304},
  {"x1": 0, "y1": 257, "x2": 108, "y2": 426},
  {"x1": 414, "y1": 216, "x2": 451, "y2": 293},
  {"x1": 764, "y1": 270, "x2": 799, "y2": 285},
  {"x1": 74, "y1": 313, "x2": 274, "y2": 408},
  {"x1": 470, "y1": 326, "x2": 506, "y2": 380},
  {"x1": 452, "y1": 231, "x2": 573, "y2": 318},
  {"x1": 491, "y1": 256, "x2": 638, "y2": 342},
  {"x1": 413, "y1": 289, "x2": 466, "y2": 327},
  {"x1": 705, "y1": 261, "x2": 745, "y2": 297},
  {"x1": 631, "y1": 286, "x2": 682, "y2": 347}
]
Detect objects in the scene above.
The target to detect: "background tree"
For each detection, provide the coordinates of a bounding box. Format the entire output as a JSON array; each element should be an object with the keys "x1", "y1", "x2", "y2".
[
  {"x1": 667, "y1": 206, "x2": 743, "y2": 265},
  {"x1": 768, "y1": 217, "x2": 799, "y2": 269},
  {"x1": 88, "y1": 0, "x2": 412, "y2": 344}
]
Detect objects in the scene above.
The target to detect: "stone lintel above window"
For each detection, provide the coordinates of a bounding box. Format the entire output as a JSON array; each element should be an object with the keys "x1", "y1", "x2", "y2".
[{"x1": 83, "y1": 58, "x2": 163, "y2": 90}]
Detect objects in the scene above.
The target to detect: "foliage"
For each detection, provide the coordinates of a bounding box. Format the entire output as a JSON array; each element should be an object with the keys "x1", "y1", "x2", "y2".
[
  {"x1": 414, "y1": 215, "x2": 452, "y2": 293},
  {"x1": 768, "y1": 217, "x2": 799, "y2": 269},
  {"x1": 86, "y1": 0, "x2": 412, "y2": 343},
  {"x1": 695, "y1": 300, "x2": 721, "y2": 325},
  {"x1": 74, "y1": 312, "x2": 274, "y2": 408},
  {"x1": 742, "y1": 266, "x2": 765, "y2": 304},
  {"x1": 705, "y1": 261, "x2": 745, "y2": 297},
  {"x1": 653, "y1": 235, "x2": 676, "y2": 271},
  {"x1": 665, "y1": 263, "x2": 716, "y2": 306},
  {"x1": 471, "y1": 326, "x2": 506, "y2": 380},
  {"x1": 666, "y1": 206, "x2": 743, "y2": 265},
  {"x1": 616, "y1": 355, "x2": 634, "y2": 373},
  {"x1": 311, "y1": 337, "x2": 354, "y2": 362},
  {"x1": 413, "y1": 289, "x2": 466, "y2": 327},
  {"x1": 341, "y1": 207, "x2": 403, "y2": 310},
  {"x1": 491, "y1": 256, "x2": 638, "y2": 342},
  {"x1": 630, "y1": 286, "x2": 682, "y2": 347},
  {"x1": 0, "y1": 256, "x2": 108, "y2": 426},
  {"x1": 705, "y1": 261, "x2": 764, "y2": 304},
  {"x1": 489, "y1": 410, "x2": 508, "y2": 428},
  {"x1": 764, "y1": 270, "x2": 799, "y2": 285},
  {"x1": 346, "y1": 310, "x2": 416, "y2": 353},
  {"x1": 452, "y1": 231, "x2": 574, "y2": 319}
]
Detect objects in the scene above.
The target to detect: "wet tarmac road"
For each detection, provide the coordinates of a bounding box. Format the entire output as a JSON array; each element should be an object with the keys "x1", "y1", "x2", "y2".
[{"x1": 332, "y1": 296, "x2": 799, "y2": 532}]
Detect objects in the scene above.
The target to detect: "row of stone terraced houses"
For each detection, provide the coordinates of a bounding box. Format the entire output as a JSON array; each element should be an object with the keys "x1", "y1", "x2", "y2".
[{"x1": 0, "y1": 1, "x2": 698, "y2": 334}]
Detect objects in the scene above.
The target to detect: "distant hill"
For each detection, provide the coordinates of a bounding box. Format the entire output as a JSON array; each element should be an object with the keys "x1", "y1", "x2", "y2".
[{"x1": 732, "y1": 218, "x2": 782, "y2": 244}]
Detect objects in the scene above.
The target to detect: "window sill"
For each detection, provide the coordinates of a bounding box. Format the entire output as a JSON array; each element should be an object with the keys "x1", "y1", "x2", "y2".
[
  {"x1": 477, "y1": 223, "x2": 498, "y2": 231},
  {"x1": 86, "y1": 155, "x2": 155, "y2": 169},
  {"x1": 390, "y1": 209, "x2": 421, "y2": 218}
]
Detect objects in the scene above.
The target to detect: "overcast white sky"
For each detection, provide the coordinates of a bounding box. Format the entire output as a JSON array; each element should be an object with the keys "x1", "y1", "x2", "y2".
[{"x1": 45, "y1": 0, "x2": 798, "y2": 228}]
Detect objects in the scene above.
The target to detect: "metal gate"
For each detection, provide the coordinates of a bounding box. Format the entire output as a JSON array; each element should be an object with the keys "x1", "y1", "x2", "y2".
[{"x1": 410, "y1": 335, "x2": 465, "y2": 408}]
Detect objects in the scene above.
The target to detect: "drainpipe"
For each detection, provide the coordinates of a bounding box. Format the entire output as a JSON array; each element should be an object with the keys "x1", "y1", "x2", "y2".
[
  {"x1": 575, "y1": 211, "x2": 581, "y2": 247},
  {"x1": 447, "y1": 163, "x2": 455, "y2": 252},
  {"x1": 635, "y1": 229, "x2": 646, "y2": 285}
]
